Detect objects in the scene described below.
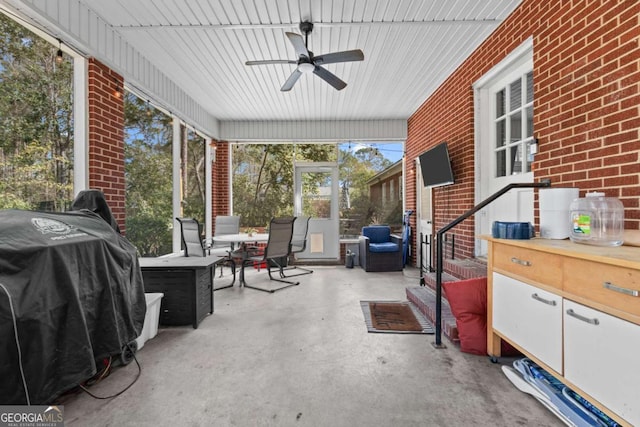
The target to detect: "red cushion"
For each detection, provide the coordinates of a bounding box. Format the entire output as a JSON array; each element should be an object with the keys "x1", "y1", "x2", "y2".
[
  {"x1": 443, "y1": 277, "x2": 521, "y2": 356},
  {"x1": 443, "y1": 277, "x2": 488, "y2": 355}
]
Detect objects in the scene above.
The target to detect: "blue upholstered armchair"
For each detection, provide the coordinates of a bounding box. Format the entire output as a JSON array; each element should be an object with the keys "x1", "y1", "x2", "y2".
[{"x1": 358, "y1": 225, "x2": 403, "y2": 272}]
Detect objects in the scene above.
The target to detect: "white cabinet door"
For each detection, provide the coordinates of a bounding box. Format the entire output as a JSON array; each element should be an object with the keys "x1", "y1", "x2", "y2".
[
  {"x1": 564, "y1": 300, "x2": 640, "y2": 426},
  {"x1": 492, "y1": 272, "x2": 563, "y2": 373}
]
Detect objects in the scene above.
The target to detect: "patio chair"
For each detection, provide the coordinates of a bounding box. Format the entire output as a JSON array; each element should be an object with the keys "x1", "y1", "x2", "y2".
[
  {"x1": 282, "y1": 215, "x2": 313, "y2": 277},
  {"x1": 211, "y1": 215, "x2": 240, "y2": 290},
  {"x1": 177, "y1": 217, "x2": 237, "y2": 291},
  {"x1": 213, "y1": 215, "x2": 241, "y2": 243},
  {"x1": 176, "y1": 217, "x2": 205, "y2": 257},
  {"x1": 358, "y1": 225, "x2": 403, "y2": 272},
  {"x1": 240, "y1": 216, "x2": 300, "y2": 293}
]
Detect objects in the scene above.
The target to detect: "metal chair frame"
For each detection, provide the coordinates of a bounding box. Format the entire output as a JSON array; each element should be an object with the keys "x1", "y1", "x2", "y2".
[{"x1": 241, "y1": 216, "x2": 300, "y2": 293}]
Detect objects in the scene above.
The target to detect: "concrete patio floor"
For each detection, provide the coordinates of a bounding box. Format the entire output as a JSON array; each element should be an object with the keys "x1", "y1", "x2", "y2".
[{"x1": 60, "y1": 265, "x2": 561, "y2": 426}]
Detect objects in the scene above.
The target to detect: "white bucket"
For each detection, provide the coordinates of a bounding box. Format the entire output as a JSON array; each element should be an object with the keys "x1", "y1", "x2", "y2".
[
  {"x1": 135, "y1": 293, "x2": 164, "y2": 350},
  {"x1": 539, "y1": 188, "x2": 579, "y2": 239}
]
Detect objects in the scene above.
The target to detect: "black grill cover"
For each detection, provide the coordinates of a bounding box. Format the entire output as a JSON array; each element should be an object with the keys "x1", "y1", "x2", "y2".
[
  {"x1": 70, "y1": 189, "x2": 121, "y2": 234},
  {"x1": 0, "y1": 209, "x2": 145, "y2": 404}
]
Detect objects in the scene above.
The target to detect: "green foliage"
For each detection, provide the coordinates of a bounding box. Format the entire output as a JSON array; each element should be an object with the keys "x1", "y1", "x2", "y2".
[
  {"x1": 0, "y1": 13, "x2": 74, "y2": 210},
  {"x1": 0, "y1": 192, "x2": 31, "y2": 210},
  {"x1": 124, "y1": 93, "x2": 173, "y2": 256},
  {"x1": 232, "y1": 143, "x2": 396, "y2": 235},
  {"x1": 338, "y1": 147, "x2": 393, "y2": 234},
  {"x1": 125, "y1": 215, "x2": 172, "y2": 256},
  {"x1": 232, "y1": 144, "x2": 334, "y2": 227},
  {"x1": 123, "y1": 92, "x2": 206, "y2": 256},
  {"x1": 181, "y1": 132, "x2": 205, "y2": 223}
]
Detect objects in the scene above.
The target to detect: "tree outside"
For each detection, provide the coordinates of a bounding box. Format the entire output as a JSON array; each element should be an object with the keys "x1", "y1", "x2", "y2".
[
  {"x1": 123, "y1": 94, "x2": 173, "y2": 256},
  {"x1": 0, "y1": 13, "x2": 74, "y2": 211},
  {"x1": 232, "y1": 143, "x2": 335, "y2": 229},
  {"x1": 338, "y1": 145, "x2": 396, "y2": 235},
  {"x1": 123, "y1": 94, "x2": 206, "y2": 257},
  {"x1": 232, "y1": 142, "x2": 399, "y2": 235}
]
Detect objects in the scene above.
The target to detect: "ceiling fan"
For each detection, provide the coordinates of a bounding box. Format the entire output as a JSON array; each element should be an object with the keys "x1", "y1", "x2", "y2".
[{"x1": 245, "y1": 21, "x2": 364, "y2": 91}]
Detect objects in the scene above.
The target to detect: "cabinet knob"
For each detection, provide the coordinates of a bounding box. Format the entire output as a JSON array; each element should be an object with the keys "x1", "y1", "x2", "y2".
[{"x1": 603, "y1": 281, "x2": 639, "y2": 297}]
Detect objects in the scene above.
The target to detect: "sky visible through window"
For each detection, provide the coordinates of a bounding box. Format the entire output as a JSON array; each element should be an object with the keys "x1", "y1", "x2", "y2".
[{"x1": 339, "y1": 141, "x2": 404, "y2": 163}]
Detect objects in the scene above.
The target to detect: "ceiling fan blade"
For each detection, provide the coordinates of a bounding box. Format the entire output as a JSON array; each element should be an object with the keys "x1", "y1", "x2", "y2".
[
  {"x1": 281, "y1": 69, "x2": 303, "y2": 92},
  {"x1": 246, "y1": 59, "x2": 297, "y2": 66},
  {"x1": 285, "y1": 32, "x2": 309, "y2": 58},
  {"x1": 314, "y1": 49, "x2": 364, "y2": 65},
  {"x1": 313, "y1": 66, "x2": 347, "y2": 91}
]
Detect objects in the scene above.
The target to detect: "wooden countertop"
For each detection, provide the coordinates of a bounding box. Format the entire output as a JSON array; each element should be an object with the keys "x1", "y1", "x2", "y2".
[{"x1": 480, "y1": 236, "x2": 640, "y2": 270}]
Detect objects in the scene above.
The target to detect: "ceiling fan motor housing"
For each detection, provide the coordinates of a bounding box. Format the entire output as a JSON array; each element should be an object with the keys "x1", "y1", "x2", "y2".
[{"x1": 299, "y1": 21, "x2": 314, "y2": 35}]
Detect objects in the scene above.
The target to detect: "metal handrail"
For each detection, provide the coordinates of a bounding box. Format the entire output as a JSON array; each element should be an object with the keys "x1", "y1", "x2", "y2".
[{"x1": 432, "y1": 180, "x2": 551, "y2": 348}]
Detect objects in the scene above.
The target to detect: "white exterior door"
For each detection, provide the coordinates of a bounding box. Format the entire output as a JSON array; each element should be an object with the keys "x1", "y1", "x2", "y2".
[
  {"x1": 294, "y1": 162, "x2": 339, "y2": 260},
  {"x1": 474, "y1": 39, "x2": 535, "y2": 256},
  {"x1": 415, "y1": 157, "x2": 433, "y2": 270}
]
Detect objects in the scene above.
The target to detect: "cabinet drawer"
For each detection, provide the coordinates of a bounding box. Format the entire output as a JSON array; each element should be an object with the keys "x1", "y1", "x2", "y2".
[
  {"x1": 564, "y1": 300, "x2": 640, "y2": 426},
  {"x1": 492, "y1": 272, "x2": 563, "y2": 373},
  {"x1": 492, "y1": 243, "x2": 562, "y2": 288},
  {"x1": 564, "y1": 257, "x2": 640, "y2": 318}
]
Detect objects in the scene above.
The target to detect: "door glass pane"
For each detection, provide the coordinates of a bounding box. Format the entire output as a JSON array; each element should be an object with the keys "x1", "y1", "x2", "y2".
[
  {"x1": 496, "y1": 150, "x2": 506, "y2": 177},
  {"x1": 510, "y1": 111, "x2": 522, "y2": 142},
  {"x1": 526, "y1": 106, "x2": 534, "y2": 138},
  {"x1": 510, "y1": 78, "x2": 522, "y2": 111},
  {"x1": 496, "y1": 89, "x2": 505, "y2": 117},
  {"x1": 496, "y1": 119, "x2": 506, "y2": 147},
  {"x1": 525, "y1": 141, "x2": 535, "y2": 173},
  {"x1": 301, "y1": 171, "x2": 332, "y2": 219},
  {"x1": 526, "y1": 72, "x2": 534, "y2": 103},
  {"x1": 510, "y1": 145, "x2": 522, "y2": 174}
]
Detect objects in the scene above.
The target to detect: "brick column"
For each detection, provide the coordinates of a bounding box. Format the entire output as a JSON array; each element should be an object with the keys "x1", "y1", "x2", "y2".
[
  {"x1": 211, "y1": 140, "x2": 231, "y2": 221},
  {"x1": 87, "y1": 59, "x2": 126, "y2": 232}
]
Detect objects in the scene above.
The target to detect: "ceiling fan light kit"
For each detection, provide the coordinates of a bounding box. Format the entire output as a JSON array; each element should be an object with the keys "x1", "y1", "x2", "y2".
[
  {"x1": 298, "y1": 62, "x2": 315, "y2": 73},
  {"x1": 245, "y1": 21, "x2": 364, "y2": 91}
]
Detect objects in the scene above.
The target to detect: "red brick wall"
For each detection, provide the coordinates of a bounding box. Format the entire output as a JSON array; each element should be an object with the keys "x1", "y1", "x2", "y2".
[
  {"x1": 212, "y1": 140, "x2": 231, "y2": 226},
  {"x1": 534, "y1": 0, "x2": 639, "y2": 221},
  {"x1": 406, "y1": 0, "x2": 640, "y2": 264},
  {"x1": 87, "y1": 59, "x2": 126, "y2": 232}
]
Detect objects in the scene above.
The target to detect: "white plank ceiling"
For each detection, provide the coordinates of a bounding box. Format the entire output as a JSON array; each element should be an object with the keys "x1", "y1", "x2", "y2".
[
  {"x1": 3, "y1": 0, "x2": 522, "y2": 136},
  {"x1": 79, "y1": 0, "x2": 521, "y2": 121}
]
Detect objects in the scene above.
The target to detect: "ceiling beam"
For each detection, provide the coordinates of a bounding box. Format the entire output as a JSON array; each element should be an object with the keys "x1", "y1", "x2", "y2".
[{"x1": 113, "y1": 19, "x2": 501, "y2": 31}]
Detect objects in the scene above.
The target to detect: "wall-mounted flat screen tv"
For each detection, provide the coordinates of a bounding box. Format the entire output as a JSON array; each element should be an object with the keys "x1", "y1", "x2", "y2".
[{"x1": 419, "y1": 142, "x2": 455, "y2": 188}]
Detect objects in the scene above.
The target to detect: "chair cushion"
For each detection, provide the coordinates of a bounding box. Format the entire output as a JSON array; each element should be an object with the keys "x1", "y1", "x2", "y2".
[
  {"x1": 369, "y1": 242, "x2": 400, "y2": 253},
  {"x1": 362, "y1": 226, "x2": 391, "y2": 244}
]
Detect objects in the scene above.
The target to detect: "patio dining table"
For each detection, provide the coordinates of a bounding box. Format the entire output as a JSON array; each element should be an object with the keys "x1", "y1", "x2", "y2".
[{"x1": 213, "y1": 233, "x2": 269, "y2": 289}]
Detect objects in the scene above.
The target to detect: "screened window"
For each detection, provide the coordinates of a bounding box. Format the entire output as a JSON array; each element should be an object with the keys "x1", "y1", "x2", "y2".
[{"x1": 0, "y1": 13, "x2": 74, "y2": 211}]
